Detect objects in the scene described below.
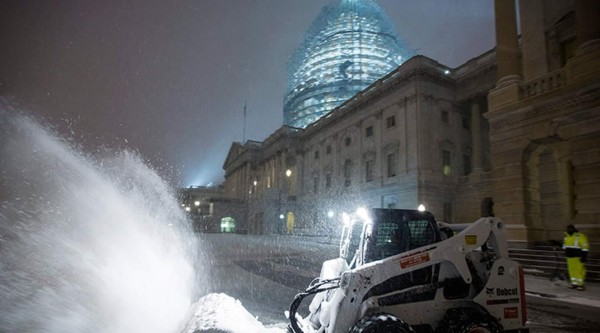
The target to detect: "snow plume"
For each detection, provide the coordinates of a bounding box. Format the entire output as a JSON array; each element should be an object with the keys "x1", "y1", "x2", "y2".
[
  {"x1": 182, "y1": 293, "x2": 286, "y2": 333},
  {"x1": 0, "y1": 109, "x2": 200, "y2": 333}
]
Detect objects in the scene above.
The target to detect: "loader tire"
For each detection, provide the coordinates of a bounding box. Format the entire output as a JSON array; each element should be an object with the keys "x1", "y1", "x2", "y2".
[
  {"x1": 436, "y1": 307, "x2": 502, "y2": 333},
  {"x1": 350, "y1": 313, "x2": 414, "y2": 333}
]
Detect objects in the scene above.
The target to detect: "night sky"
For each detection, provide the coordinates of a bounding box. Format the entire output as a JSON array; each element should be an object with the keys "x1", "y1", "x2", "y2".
[{"x1": 1, "y1": 0, "x2": 495, "y2": 187}]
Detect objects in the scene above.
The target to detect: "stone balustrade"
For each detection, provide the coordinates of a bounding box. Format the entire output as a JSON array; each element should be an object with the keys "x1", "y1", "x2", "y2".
[{"x1": 523, "y1": 68, "x2": 566, "y2": 98}]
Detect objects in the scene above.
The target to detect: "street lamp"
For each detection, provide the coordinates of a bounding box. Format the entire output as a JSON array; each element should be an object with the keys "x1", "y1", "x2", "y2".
[
  {"x1": 194, "y1": 200, "x2": 200, "y2": 206},
  {"x1": 418, "y1": 204, "x2": 426, "y2": 212},
  {"x1": 327, "y1": 210, "x2": 334, "y2": 218},
  {"x1": 285, "y1": 169, "x2": 292, "y2": 177}
]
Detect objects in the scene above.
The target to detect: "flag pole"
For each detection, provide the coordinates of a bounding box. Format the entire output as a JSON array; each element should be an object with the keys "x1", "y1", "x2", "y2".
[{"x1": 243, "y1": 101, "x2": 247, "y2": 143}]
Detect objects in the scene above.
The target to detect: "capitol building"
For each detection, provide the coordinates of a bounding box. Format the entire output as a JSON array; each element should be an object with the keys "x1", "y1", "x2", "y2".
[{"x1": 189, "y1": 0, "x2": 600, "y2": 248}]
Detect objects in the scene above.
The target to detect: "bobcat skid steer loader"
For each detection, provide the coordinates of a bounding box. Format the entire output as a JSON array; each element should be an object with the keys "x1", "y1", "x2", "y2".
[{"x1": 287, "y1": 208, "x2": 528, "y2": 333}]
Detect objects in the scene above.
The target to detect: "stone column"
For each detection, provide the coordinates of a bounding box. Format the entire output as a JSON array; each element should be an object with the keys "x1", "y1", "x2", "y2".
[
  {"x1": 494, "y1": 0, "x2": 521, "y2": 84},
  {"x1": 519, "y1": 0, "x2": 547, "y2": 80},
  {"x1": 575, "y1": 0, "x2": 600, "y2": 53},
  {"x1": 470, "y1": 99, "x2": 483, "y2": 171}
]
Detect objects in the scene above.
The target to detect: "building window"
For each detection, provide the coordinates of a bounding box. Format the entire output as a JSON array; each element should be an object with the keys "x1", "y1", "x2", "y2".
[
  {"x1": 387, "y1": 202, "x2": 396, "y2": 209},
  {"x1": 344, "y1": 159, "x2": 352, "y2": 187},
  {"x1": 365, "y1": 126, "x2": 374, "y2": 137},
  {"x1": 314, "y1": 150, "x2": 319, "y2": 159},
  {"x1": 345, "y1": 137, "x2": 352, "y2": 146},
  {"x1": 220, "y1": 217, "x2": 236, "y2": 233},
  {"x1": 463, "y1": 154, "x2": 471, "y2": 175},
  {"x1": 387, "y1": 152, "x2": 397, "y2": 178},
  {"x1": 462, "y1": 116, "x2": 470, "y2": 129},
  {"x1": 198, "y1": 203, "x2": 211, "y2": 216},
  {"x1": 441, "y1": 110, "x2": 449, "y2": 124},
  {"x1": 560, "y1": 38, "x2": 577, "y2": 66},
  {"x1": 386, "y1": 116, "x2": 396, "y2": 128},
  {"x1": 365, "y1": 159, "x2": 374, "y2": 182},
  {"x1": 325, "y1": 173, "x2": 332, "y2": 188},
  {"x1": 326, "y1": 144, "x2": 332, "y2": 154},
  {"x1": 443, "y1": 202, "x2": 453, "y2": 222},
  {"x1": 442, "y1": 150, "x2": 451, "y2": 176},
  {"x1": 313, "y1": 177, "x2": 319, "y2": 193}
]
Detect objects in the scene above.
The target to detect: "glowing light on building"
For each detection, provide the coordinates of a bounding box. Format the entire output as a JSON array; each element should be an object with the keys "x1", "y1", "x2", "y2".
[{"x1": 284, "y1": 0, "x2": 413, "y2": 128}]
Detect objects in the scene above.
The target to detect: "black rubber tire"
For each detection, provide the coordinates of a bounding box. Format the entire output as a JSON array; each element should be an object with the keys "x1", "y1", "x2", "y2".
[
  {"x1": 435, "y1": 307, "x2": 503, "y2": 333},
  {"x1": 350, "y1": 313, "x2": 415, "y2": 333}
]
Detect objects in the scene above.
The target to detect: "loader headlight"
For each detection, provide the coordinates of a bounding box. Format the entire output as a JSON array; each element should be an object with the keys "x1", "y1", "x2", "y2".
[
  {"x1": 356, "y1": 207, "x2": 371, "y2": 223},
  {"x1": 342, "y1": 212, "x2": 351, "y2": 226}
]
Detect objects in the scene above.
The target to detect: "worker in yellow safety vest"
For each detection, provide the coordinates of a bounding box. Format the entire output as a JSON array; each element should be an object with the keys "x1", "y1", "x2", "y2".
[{"x1": 562, "y1": 225, "x2": 590, "y2": 291}]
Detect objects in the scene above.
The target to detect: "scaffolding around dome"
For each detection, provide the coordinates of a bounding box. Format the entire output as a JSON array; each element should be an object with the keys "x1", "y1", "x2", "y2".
[{"x1": 284, "y1": 0, "x2": 413, "y2": 129}]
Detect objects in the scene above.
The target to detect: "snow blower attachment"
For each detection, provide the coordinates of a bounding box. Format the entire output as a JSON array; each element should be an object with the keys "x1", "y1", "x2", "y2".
[{"x1": 287, "y1": 208, "x2": 529, "y2": 333}]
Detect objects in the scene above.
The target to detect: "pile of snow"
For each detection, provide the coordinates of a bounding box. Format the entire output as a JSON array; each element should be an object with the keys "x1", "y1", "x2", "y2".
[{"x1": 181, "y1": 293, "x2": 286, "y2": 333}]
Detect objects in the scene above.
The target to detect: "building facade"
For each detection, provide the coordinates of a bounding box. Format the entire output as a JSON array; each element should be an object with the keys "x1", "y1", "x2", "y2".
[
  {"x1": 179, "y1": 185, "x2": 246, "y2": 233},
  {"x1": 221, "y1": 0, "x2": 600, "y2": 247},
  {"x1": 224, "y1": 52, "x2": 496, "y2": 236},
  {"x1": 487, "y1": 0, "x2": 600, "y2": 246}
]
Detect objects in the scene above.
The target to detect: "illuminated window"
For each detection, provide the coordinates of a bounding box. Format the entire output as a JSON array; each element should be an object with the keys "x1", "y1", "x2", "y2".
[
  {"x1": 220, "y1": 217, "x2": 236, "y2": 233},
  {"x1": 442, "y1": 150, "x2": 452, "y2": 176}
]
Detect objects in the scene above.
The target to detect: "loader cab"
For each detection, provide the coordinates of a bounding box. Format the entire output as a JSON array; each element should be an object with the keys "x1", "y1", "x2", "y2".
[{"x1": 341, "y1": 208, "x2": 440, "y2": 267}]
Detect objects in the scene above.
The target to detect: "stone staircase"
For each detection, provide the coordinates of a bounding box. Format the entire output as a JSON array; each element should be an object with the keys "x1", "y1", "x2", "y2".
[{"x1": 509, "y1": 244, "x2": 600, "y2": 283}]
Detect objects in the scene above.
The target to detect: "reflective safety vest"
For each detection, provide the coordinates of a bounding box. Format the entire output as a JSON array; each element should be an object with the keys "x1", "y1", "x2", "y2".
[{"x1": 563, "y1": 232, "x2": 590, "y2": 258}]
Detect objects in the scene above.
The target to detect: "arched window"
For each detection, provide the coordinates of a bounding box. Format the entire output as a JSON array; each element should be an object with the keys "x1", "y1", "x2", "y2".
[{"x1": 220, "y1": 217, "x2": 236, "y2": 233}]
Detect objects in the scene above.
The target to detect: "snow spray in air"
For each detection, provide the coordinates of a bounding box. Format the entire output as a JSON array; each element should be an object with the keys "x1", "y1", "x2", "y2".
[{"x1": 0, "y1": 109, "x2": 200, "y2": 333}]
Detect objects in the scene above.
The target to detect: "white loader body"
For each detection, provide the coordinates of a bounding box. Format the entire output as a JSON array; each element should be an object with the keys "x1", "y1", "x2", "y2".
[{"x1": 288, "y1": 210, "x2": 528, "y2": 333}]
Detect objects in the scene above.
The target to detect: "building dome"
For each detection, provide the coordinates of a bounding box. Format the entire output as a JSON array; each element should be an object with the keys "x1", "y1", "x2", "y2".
[{"x1": 284, "y1": 0, "x2": 412, "y2": 128}]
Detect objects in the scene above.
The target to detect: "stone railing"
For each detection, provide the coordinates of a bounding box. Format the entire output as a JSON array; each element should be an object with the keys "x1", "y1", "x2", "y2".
[{"x1": 522, "y1": 68, "x2": 566, "y2": 98}]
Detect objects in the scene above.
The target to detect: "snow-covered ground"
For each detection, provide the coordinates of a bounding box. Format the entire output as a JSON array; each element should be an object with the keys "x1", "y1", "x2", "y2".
[
  {"x1": 181, "y1": 293, "x2": 286, "y2": 333},
  {"x1": 183, "y1": 234, "x2": 600, "y2": 333},
  {"x1": 186, "y1": 233, "x2": 338, "y2": 333}
]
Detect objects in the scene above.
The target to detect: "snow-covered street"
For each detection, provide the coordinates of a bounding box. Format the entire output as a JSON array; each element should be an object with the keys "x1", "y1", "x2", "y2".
[
  {"x1": 185, "y1": 233, "x2": 600, "y2": 333},
  {"x1": 186, "y1": 234, "x2": 338, "y2": 332}
]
